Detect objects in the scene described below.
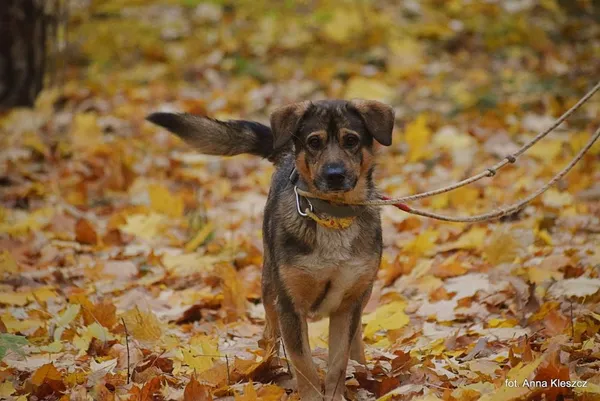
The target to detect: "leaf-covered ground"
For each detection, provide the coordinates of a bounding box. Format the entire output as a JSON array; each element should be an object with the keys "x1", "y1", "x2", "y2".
[{"x1": 1, "y1": 1, "x2": 600, "y2": 400}]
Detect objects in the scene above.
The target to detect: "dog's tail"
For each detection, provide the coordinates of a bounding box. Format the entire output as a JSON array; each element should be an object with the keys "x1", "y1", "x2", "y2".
[{"x1": 146, "y1": 112, "x2": 274, "y2": 160}]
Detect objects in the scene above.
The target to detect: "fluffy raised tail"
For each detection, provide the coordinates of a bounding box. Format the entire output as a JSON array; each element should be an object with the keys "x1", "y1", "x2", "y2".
[{"x1": 146, "y1": 112, "x2": 274, "y2": 159}]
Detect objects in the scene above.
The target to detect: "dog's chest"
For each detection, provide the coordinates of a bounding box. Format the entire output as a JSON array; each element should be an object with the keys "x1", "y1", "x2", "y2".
[{"x1": 283, "y1": 224, "x2": 377, "y2": 317}]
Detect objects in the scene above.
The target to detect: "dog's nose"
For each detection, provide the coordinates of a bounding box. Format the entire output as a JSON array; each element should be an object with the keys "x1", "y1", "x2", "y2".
[{"x1": 324, "y1": 164, "x2": 346, "y2": 188}]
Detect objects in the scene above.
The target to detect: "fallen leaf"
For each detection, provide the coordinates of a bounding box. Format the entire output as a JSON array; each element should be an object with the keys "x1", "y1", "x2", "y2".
[
  {"x1": 184, "y1": 375, "x2": 213, "y2": 401},
  {"x1": 121, "y1": 307, "x2": 164, "y2": 345},
  {"x1": 548, "y1": 277, "x2": 600, "y2": 298},
  {"x1": 363, "y1": 301, "x2": 409, "y2": 340},
  {"x1": 75, "y1": 218, "x2": 98, "y2": 245},
  {"x1": 0, "y1": 333, "x2": 28, "y2": 359},
  {"x1": 235, "y1": 381, "x2": 258, "y2": 401},
  {"x1": 217, "y1": 262, "x2": 247, "y2": 322},
  {"x1": 345, "y1": 77, "x2": 395, "y2": 103},
  {"x1": 0, "y1": 381, "x2": 16, "y2": 397},
  {"x1": 0, "y1": 250, "x2": 18, "y2": 274},
  {"x1": 31, "y1": 362, "x2": 63, "y2": 386},
  {"x1": 120, "y1": 212, "x2": 166, "y2": 241},
  {"x1": 148, "y1": 183, "x2": 185, "y2": 218},
  {"x1": 404, "y1": 114, "x2": 432, "y2": 162}
]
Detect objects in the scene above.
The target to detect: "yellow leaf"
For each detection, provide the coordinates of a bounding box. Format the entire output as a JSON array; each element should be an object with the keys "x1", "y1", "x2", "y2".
[
  {"x1": 527, "y1": 267, "x2": 563, "y2": 285},
  {"x1": 376, "y1": 384, "x2": 424, "y2": 401},
  {"x1": 71, "y1": 113, "x2": 102, "y2": 150},
  {"x1": 411, "y1": 338, "x2": 446, "y2": 357},
  {"x1": 185, "y1": 222, "x2": 214, "y2": 252},
  {"x1": 217, "y1": 263, "x2": 247, "y2": 322},
  {"x1": 308, "y1": 318, "x2": 329, "y2": 350},
  {"x1": 22, "y1": 132, "x2": 49, "y2": 156},
  {"x1": 0, "y1": 381, "x2": 16, "y2": 397},
  {"x1": 363, "y1": 301, "x2": 409, "y2": 339},
  {"x1": 403, "y1": 229, "x2": 438, "y2": 256},
  {"x1": 56, "y1": 304, "x2": 81, "y2": 328},
  {"x1": 437, "y1": 227, "x2": 488, "y2": 254},
  {"x1": 38, "y1": 341, "x2": 63, "y2": 353},
  {"x1": 430, "y1": 193, "x2": 449, "y2": 210},
  {"x1": 32, "y1": 287, "x2": 58, "y2": 303},
  {"x1": 0, "y1": 250, "x2": 18, "y2": 274},
  {"x1": 235, "y1": 381, "x2": 258, "y2": 401},
  {"x1": 121, "y1": 307, "x2": 164, "y2": 344},
  {"x1": 0, "y1": 291, "x2": 29, "y2": 306},
  {"x1": 1, "y1": 312, "x2": 43, "y2": 333},
  {"x1": 483, "y1": 228, "x2": 522, "y2": 265},
  {"x1": 388, "y1": 38, "x2": 424, "y2": 77},
  {"x1": 404, "y1": 114, "x2": 432, "y2": 162},
  {"x1": 120, "y1": 212, "x2": 166, "y2": 241},
  {"x1": 0, "y1": 207, "x2": 55, "y2": 235},
  {"x1": 148, "y1": 183, "x2": 185, "y2": 218},
  {"x1": 88, "y1": 322, "x2": 115, "y2": 342},
  {"x1": 448, "y1": 186, "x2": 480, "y2": 208},
  {"x1": 344, "y1": 77, "x2": 395, "y2": 103},
  {"x1": 73, "y1": 335, "x2": 91, "y2": 357},
  {"x1": 322, "y1": 9, "x2": 362, "y2": 44},
  {"x1": 479, "y1": 357, "x2": 543, "y2": 401},
  {"x1": 536, "y1": 229, "x2": 553, "y2": 246},
  {"x1": 190, "y1": 335, "x2": 219, "y2": 356},
  {"x1": 526, "y1": 139, "x2": 563, "y2": 161},
  {"x1": 180, "y1": 347, "x2": 214, "y2": 373},
  {"x1": 488, "y1": 318, "x2": 518, "y2": 328}
]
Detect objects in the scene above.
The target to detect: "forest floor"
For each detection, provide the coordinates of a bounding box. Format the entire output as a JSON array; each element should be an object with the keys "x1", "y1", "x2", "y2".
[{"x1": 1, "y1": 1, "x2": 600, "y2": 400}]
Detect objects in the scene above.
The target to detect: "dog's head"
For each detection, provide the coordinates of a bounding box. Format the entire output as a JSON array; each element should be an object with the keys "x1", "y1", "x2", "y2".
[{"x1": 271, "y1": 99, "x2": 394, "y2": 201}]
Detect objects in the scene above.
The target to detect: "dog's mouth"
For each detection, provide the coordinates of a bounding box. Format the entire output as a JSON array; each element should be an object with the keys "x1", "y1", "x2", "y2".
[{"x1": 313, "y1": 177, "x2": 358, "y2": 195}]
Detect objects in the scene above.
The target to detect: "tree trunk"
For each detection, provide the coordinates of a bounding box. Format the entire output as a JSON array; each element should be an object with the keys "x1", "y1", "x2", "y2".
[{"x1": 0, "y1": 0, "x2": 48, "y2": 111}]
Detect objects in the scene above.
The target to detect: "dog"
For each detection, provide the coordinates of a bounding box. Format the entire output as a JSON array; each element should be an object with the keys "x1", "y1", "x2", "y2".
[{"x1": 147, "y1": 99, "x2": 394, "y2": 401}]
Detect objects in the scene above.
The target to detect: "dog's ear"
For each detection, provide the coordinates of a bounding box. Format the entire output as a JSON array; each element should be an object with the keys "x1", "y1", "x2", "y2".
[
  {"x1": 270, "y1": 101, "x2": 311, "y2": 150},
  {"x1": 349, "y1": 99, "x2": 395, "y2": 146}
]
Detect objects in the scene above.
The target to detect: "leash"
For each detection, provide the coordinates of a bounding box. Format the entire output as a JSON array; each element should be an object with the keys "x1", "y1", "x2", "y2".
[
  {"x1": 291, "y1": 170, "x2": 360, "y2": 229},
  {"x1": 296, "y1": 80, "x2": 600, "y2": 223}
]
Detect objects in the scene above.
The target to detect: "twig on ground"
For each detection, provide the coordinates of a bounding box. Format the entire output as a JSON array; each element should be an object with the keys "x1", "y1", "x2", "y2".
[{"x1": 121, "y1": 317, "x2": 131, "y2": 384}]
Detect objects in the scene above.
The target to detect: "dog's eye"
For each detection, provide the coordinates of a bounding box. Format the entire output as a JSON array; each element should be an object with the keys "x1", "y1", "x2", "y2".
[
  {"x1": 343, "y1": 135, "x2": 359, "y2": 148},
  {"x1": 307, "y1": 137, "x2": 322, "y2": 150}
]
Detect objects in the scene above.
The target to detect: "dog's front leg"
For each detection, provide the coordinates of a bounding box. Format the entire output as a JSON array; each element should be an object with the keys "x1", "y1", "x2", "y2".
[
  {"x1": 278, "y1": 296, "x2": 322, "y2": 401},
  {"x1": 325, "y1": 301, "x2": 363, "y2": 401}
]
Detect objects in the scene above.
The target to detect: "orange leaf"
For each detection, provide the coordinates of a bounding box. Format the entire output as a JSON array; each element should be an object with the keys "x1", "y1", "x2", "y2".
[
  {"x1": 533, "y1": 350, "x2": 570, "y2": 401},
  {"x1": 256, "y1": 385, "x2": 285, "y2": 401},
  {"x1": 217, "y1": 263, "x2": 247, "y2": 322},
  {"x1": 71, "y1": 295, "x2": 118, "y2": 328},
  {"x1": 184, "y1": 376, "x2": 213, "y2": 401},
  {"x1": 139, "y1": 376, "x2": 162, "y2": 401},
  {"x1": 75, "y1": 218, "x2": 98, "y2": 245},
  {"x1": 430, "y1": 260, "x2": 468, "y2": 278},
  {"x1": 543, "y1": 309, "x2": 569, "y2": 336},
  {"x1": 196, "y1": 362, "x2": 230, "y2": 388},
  {"x1": 31, "y1": 363, "x2": 62, "y2": 386}
]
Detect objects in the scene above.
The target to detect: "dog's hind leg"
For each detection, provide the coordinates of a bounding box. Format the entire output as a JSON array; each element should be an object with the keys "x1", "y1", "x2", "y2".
[
  {"x1": 260, "y1": 277, "x2": 280, "y2": 354},
  {"x1": 349, "y1": 325, "x2": 366, "y2": 364}
]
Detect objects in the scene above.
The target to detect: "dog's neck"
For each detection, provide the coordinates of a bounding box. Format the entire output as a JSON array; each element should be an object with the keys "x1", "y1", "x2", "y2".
[{"x1": 289, "y1": 168, "x2": 366, "y2": 219}]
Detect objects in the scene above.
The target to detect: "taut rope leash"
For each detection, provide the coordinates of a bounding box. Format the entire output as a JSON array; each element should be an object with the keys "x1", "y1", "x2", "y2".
[{"x1": 297, "y1": 80, "x2": 600, "y2": 223}]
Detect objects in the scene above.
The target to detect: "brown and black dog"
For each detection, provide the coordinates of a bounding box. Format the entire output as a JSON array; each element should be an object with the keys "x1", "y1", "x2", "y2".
[{"x1": 147, "y1": 99, "x2": 394, "y2": 401}]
